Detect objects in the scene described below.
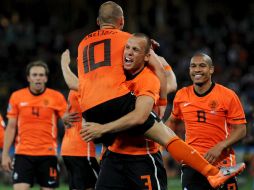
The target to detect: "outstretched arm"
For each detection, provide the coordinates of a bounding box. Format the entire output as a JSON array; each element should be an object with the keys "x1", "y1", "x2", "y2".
[{"x1": 61, "y1": 49, "x2": 79, "y2": 91}]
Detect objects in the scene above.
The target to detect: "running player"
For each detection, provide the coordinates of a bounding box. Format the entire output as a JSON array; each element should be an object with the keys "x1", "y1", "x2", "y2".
[
  {"x1": 2, "y1": 61, "x2": 67, "y2": 190},
  {"x1": 167, "y1": 53, "x2": 247, "y2": 190}
]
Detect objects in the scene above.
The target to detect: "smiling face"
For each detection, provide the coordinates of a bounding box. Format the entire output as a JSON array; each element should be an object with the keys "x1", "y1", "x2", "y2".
[
  {"x1": 123, "y1": 36, "x2": 150, "y2": 75},
  {"x1": 27, "y1": 66, "x2": 48, "y2": 94},
  {"x1": 189, "y1": 55, "x2": 214, "y2": 87}
]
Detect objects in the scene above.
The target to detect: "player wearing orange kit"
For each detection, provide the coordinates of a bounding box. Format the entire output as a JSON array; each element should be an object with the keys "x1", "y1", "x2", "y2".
[
  {"x1": 61, "y1": 90, "x2": 99, "y2": 190},
  {"x1": 2, "y1": 61, "x2": 67, "y2": 190},
  {"x1": 64, "y1": 1, "x2": 246, "y2": 189},
  {"x1": 97, "y1": 33, "x2": 167, "y2": 190},
  {"x1": 168, "y1": 53, "x2": 246, "y2": 190}
]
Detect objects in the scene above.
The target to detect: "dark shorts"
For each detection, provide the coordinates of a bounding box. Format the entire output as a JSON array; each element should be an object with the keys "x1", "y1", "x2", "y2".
[
  {"x1": 82, "y1": 92, "x2": 158, "y2": 146},
  {"x1": 181, "y1": 165, "x2": 239, "y2": 190},
  {"x1": 63, "y1": 156, "x2": 100, "y2": 189},
  {"x1": 12, "y1": 154, "x2": 59, "y2": 188},
  {"x1": 96, "y1": 150, "x2": 167, "y2": 190}
]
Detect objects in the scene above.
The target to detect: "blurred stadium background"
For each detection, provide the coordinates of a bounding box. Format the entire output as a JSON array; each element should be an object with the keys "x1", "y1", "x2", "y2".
[{"x1": 0, "y1": 0, "x2": 254, "y2": 189}]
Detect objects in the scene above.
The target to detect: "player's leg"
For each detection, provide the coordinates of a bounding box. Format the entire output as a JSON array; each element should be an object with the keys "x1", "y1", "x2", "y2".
[
  {"x1": 144, "y1": 121, "x2": 245, "y2": 188},
  {"x1": 219, "y1": 177, "x2": 239, "y2": 190},
  {"x1": 12, "y1": 155, "x2": 34, "y2": 190},
  {"x1": 125, "y1": 151, "x2": 167, "y2": 190},
  {"x1": 95, "y1": 150, "x2": 128, "y2": 190},
  {"x1": 181, "y1": 165, "x2": 212, "y2": 190},
  {"x1": 63, "y1": 156, "x2": 99, "y2": 190},
  {"x1": 36, "y1": 156, "x2": 59, "y2": 190}
]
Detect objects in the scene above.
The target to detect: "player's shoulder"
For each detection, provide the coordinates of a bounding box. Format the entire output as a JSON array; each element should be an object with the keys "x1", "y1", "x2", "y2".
[
  {"x1": 11, "y1": 88, "x2": 29, "y2": 97},
  {"x1": 214, "y1": 83, "x2": 236, "y2": 96},
  {"x1": 45, "y1": 88, "x2": 65, "y2": 97},
  {"x1": 82, "y1": 29, "x2": 131, "y2": 41},
  {"x1": 141, "y1": 67, "x2": 159, "y2": 81},
  {"x1": 177, "y1": 85, "x2": 193, "y2": 95},
  {"x1": 173, "y1": 85, "x2": 193, "y2": 102}
]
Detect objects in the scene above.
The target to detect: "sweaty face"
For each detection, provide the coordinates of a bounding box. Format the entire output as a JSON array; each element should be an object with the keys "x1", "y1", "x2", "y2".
[
  {"x1": 27, "y1": 66, "x2": 48, "y2": 94},
  {"x1": 189, "y1": 56, "x2": 214, "y2": 86},
  {"x1": 123, "y1": 36, "x2": 149, "y2": 75}
]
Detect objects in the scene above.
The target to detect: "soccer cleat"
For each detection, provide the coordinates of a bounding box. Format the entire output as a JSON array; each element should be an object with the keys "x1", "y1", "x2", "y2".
[{"x1": 207, "y1": 162, "x2": 245, "y2": 188}]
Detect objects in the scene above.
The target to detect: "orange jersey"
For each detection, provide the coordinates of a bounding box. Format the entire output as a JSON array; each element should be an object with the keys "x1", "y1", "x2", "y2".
[
  {"x1": 77, "y1": 29, "x2": 131, "y2": 112},
  {"x1": 171, "y1": 83, "x2": 246, "y2": 167},
  {"x1": 109, "y1": 67, "x2": 161, "y2": 155},
  {"x1": 0, "y1": 114, "x2": 6, "y2": 149},
  {"x1": 7, "y1": 88, "x2": 67, "y2": 156},
  {"x1": 61, "y1": 90, "x2": 96, "y2": 157}
]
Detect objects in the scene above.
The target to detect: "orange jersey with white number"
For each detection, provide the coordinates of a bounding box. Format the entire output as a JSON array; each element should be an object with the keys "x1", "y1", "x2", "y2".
[
  {"x1": 7, "y1": 88, "x2": 67, "y2": 156},
  {"x1": 109, "y1": 67, "x2": 161, "y2": 155},
  {"x1": 0, "y1": 114, "x2": 5, "y2": 149},
  {"x1": 77, "y1": 29, "x2": 131, "y2": 112},
  {"x1": 171, "y1": 83, "x2": 246, "y2": 167},
  {"x1": 61, "y1": 90, "x2": 96, "y2": 157}
]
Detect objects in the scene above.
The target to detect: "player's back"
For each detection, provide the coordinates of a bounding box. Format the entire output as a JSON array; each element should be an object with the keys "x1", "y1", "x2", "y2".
[{"x1": 77, "y1": 29, "x2": 131, "y2": 112}]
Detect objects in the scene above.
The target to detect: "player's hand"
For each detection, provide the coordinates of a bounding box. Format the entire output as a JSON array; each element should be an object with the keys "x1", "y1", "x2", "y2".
[
  {"x1": 148, "y1": 49, "x2": 162, "y2": 67},
  {"x1": 80, "y1": 122, "x2": 106, "y2": 142},
  {"x1": 1, "y1": 154, "x2": 13, "y2": 172},
  {"x1": 151, "y1": 39, "x2": 160, "y2": 50},
  {"x1": 157, "y1": 105, "x2": 166, "y2": 119},
  {"x1": 61, "y1": 49, "x2": 71, "y2": 67},
  {"x1": 204, "y1": 142, "x2": 225, "y2": 164},
  {"x1": 62, "y1": 111, "x2": 80, "y2": 128}
]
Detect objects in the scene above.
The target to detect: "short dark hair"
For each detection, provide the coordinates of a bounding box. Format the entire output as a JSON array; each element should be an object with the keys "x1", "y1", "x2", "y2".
[
  {"x1": 26, "y1": 60, "x2": 49, "y2": 76},
  {"x1": 191, "y1": 52, "x2": 213, "y2": 66},
  {"x1": 98, "y1": 1, "x2": 123, "y2": 26},
  {"x1": 132, "y1": 33, "x2": 151, "y2": 54}
]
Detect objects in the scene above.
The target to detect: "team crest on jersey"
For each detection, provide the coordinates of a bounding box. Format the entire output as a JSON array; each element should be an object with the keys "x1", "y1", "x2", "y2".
[
  {"x1": 43, "y1": 99, "x2": 49, "y2": 106},
  {"x1": 208, "y1": 100, "x2": 218, "y2": 110}
]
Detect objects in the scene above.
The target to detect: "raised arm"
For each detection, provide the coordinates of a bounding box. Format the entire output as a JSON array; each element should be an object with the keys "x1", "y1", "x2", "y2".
[
  {"x1": 61, "y1": 49, "x2": 79, "y2": 91},
  {"x1": 148, "y1": 49, "x2": 167, "y2": 100},
  {"x1": 158, "y1": 56, "x2": 177, "y2": 94}
]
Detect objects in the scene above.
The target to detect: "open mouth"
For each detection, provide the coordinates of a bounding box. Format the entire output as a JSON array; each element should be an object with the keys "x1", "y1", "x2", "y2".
[
  {"x1": 194, "y1": 74, "x2": 202, "y2": 80},
  {"x1": 35, "y1": 82, "x2": 42, "y2": 87},
  {"x1": 124, "y1": 57, "x2": 133, "y2": 65}
]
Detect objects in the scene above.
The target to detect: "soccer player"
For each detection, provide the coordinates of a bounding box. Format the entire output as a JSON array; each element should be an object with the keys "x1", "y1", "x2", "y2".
[
  {"x1": 94, "y1": 33, "x2": 168, "y2": 190},
  {"x1": 167, "y1": 53, "x2": 247, "y2": 190},
  {"x1": 2, "y1": 61, "x2": 67, "y2": 190},
  {"x1": 67, "y1": 1, "x2": 245, "y2": 188},
  {"x1": 61, "y1": 90, "x2": 100, "y2": 190}
]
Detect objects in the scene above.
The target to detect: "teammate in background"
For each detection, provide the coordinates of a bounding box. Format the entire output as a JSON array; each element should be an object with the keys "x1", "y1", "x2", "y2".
[
  {"x1": 2, "y1": 61, "x2": 67, "y2": 190},
  {"x1": 0, "y1": 114, "x2": 5, "y2": 152},
  {"x1": 61, "y1": 90, "x2": 100, "y2": 190},
  {"x1": 64, "y1": 1, "x2": 245, "y2": 189},
  {"x1": 167, "y1": 53, "x2": 247, "y2": 190}
]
